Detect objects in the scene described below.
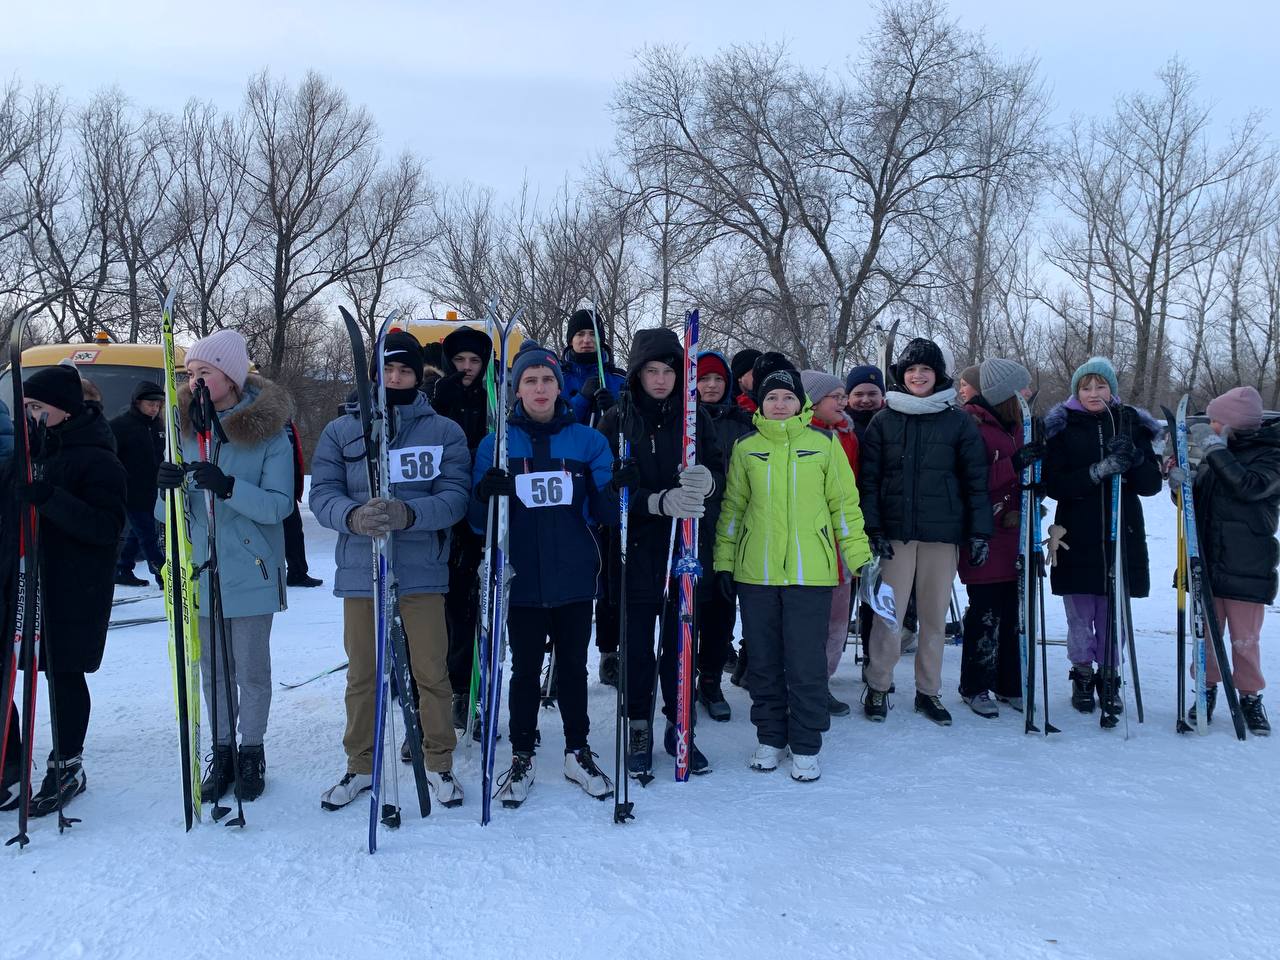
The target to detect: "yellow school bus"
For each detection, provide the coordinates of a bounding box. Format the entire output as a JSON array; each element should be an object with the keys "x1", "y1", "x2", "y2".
[{"x1": 400, "y1": 311, "x2": 526, "y2": 362}]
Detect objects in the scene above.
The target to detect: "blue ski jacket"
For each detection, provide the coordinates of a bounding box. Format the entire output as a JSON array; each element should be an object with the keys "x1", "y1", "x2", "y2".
[
  {"x1": 163, "y1": 375, "x2": 295, "y2": 619},
  {"x1": 561, "y1": 345, "x2": 626, "y2": 425},
  {"x1": 311, "y1": 391, "x2": 470, "y2": 598},
  {"x1": 470, "y1": 400, "x2": 618, "y2": 607}
]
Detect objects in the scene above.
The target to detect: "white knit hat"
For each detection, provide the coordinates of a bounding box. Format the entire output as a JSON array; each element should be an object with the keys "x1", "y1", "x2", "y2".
[{"x1": 185, "y1": 329, "x2": 251, "y2": 390}]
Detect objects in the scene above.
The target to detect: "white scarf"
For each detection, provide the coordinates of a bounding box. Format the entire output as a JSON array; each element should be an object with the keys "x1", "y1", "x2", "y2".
[{"x1": 884, "y1": 387, "x2": 958, "y2": 416}]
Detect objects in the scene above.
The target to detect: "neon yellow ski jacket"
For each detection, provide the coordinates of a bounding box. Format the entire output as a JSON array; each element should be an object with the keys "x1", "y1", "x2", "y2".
[{"x1": 714, "y1": 411, "x2": 871, "y2": 586}]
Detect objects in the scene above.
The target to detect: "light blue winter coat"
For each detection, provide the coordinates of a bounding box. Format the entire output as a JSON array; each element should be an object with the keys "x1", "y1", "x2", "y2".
[
  {"x1": 160, "y1": 375, "x2": 295, "y2": 618},
  {"x1": 309, "y1": 392, "x2": 470, "y2": 598}
]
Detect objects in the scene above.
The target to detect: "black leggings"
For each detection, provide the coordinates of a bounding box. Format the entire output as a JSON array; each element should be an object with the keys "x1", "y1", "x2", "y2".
[
  {"x1": 2, "y1": 671, "x2": 90, "y2": 768},
  {"x1": 958, "y1": 582, "x2": 1022, "y2": 699}
]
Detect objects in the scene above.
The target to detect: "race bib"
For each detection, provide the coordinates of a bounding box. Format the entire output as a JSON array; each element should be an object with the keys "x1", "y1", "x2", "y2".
[
  {"x1": 387, "y1": 445, "x2": 443, "y2": 484},
  {"x1": 515, "y1": 470, "x2": 573, "y2": 509}
]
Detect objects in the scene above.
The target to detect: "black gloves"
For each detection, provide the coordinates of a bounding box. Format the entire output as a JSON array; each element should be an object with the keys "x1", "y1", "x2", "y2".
[
  {"x1": 868, "y1": 533, "x2": 895, "y2": 560},
  {"x1": 593, "y1": 388, "x2": 617, "y2": 415},
  {"x1": 157, "y1": 461, "x2": 186, "y2": 490},
  {"x1": 968, "y1": 536, "x2": 990, "y2": 568},
  {"x1": 611, "y1": 458, "x2": 639, "y2": 491},
  {"x1": 1012, "y1": 440, "x2": 1045, "y2": 473},
  {"x1": 189, "y1": 461, "x2": 235, "y2": 500},
  {"x1": 715, "y1": 570, "x2": 736, "y2": 603},
  {"x1": 18, "y1": 480, "x2": 53, "y2": 506},
  {"x1": 477, "y1": 467, "x2": 516, "y2": 501}
]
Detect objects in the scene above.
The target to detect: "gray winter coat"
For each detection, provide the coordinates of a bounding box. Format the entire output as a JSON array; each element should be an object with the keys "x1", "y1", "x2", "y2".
[
  {"x1": 160, "y1": 375, "x2": 296, "y2": 619},
  {"x1": 309, "y1": 393, "x2": 470, "y2": 598}
]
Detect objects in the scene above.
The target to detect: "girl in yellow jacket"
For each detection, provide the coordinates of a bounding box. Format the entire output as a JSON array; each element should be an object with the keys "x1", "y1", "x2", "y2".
[{"x1": 713, "y1": 356, "x2": 870, "y2": 781}]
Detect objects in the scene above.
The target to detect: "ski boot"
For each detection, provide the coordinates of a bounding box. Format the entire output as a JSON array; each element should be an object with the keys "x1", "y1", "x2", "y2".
[
  {"x1": 495, "y1": 753, "x2": 534, "y2": 808},
  {"x1": 914, "y1": 692, "x2": 953, "y2": 726},
  {"x1": 963, "y1": 691, "x2": 999, "y2": 719},
  {"x1": 827, "y1": 691, "x2": 852, "y2": 718},
  {"x1": 663, "y1": 720, "x2": 711, "y2": 774},
  {"x1": 114, "y1": 569, "x2": 149, "y2": 588},
  {"x1": 1188, "y1": 684, "x2": 1218, "y2": 725},
  {"x1": 698, "y1": 675, "x2": 731, "y2": 722},
  {"x1": 626, "y1": 721, "x2": 653, "y2": 783},
  {"x1": 863, "y1": 687, "x2": 888, "y2": 722},
  {"x1": 320, "y1": 772, "x2": 372, "y2": 811},
  {"x1": 425, "y1": 770, "x2": 464, "y2": 807},
  {"x1": 236, "y1": 745, "x2": 266, "y2": 801},
  {"x1": 790, "y1": 753, "x2": 820, "y2": 782},
  {"x1": 564, "y1": 746, "x2": 613, "y2": 800},
  {"x1": 1241, "y1": 694, "x2": 1270, "y2": 736},
  {"x1": 1096, "y1": 668, "x2": 1125, "y2": 720},
  {"x1": 1069, "y1": 665, "x2": 1096, "y2": 713},
  {"x1": 29, "y1": 755, "x2": 86, "y2": 818},
  {"x1": 200, "y1": 744, "x2": 235, "y2": 803},
  {"x1": 598, "y1": 652, "x2": 619, "y2": 688}
]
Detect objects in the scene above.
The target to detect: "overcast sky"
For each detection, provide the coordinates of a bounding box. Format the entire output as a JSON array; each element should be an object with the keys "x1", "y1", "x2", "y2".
[{"x1": 4, "y1": 0, "x2": 1275, "y2": 197}]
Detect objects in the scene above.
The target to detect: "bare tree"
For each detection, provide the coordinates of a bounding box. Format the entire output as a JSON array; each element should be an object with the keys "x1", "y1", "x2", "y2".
[{"x1": 239, "y1": 70, "x2": 378, "y2": 375}]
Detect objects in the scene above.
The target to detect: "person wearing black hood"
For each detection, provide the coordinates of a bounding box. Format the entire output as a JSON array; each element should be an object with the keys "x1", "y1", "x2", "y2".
[
  {"x1": 731, "y1": 348, "x2": 763, "y2": 417},
  {"x1": 4, "y1": 365, "x2": 127, "y2": 815},
  {"x1": 431, "y1": 324, "x2": 495, "y2": 730},
  {"x1": 562, "y1": 308, "x2": 626, "y2": 426},
  {"x1": 110, "y1": 379, "x2": 166, "y2": 587},
  {"x1": 858, "y1": 337, "x2": 991, "y2": 726},
  {"x1": 597, "y1": 326, "x2": 724, "y2": 779}
]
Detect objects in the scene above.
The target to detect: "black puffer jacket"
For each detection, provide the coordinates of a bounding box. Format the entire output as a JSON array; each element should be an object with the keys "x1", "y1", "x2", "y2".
[
  {"x1": 703, "y1": 398, "x2": 754, "y2": 458},
  {"x1": 30, "y1": 405, "x2": 128, "y2": 673},
  {"x1": 597, "y1": 328, "x2": 724, "y2": 604},
  {"x1": 110, "y1": 405, "x2": 164, "y2": 512},
  {"x1": 431, "y1": 373, "x2": 488, "y2": 454},
  {"x1": 1194, "y1": 418, "x2": 1280, "y2": 604},
  {"x1": 1044, "y1": 400, "x2": 1162, "y2": 598},
  {"x1": 858, "y1": 393, "x2": 991, "y2": 545}
]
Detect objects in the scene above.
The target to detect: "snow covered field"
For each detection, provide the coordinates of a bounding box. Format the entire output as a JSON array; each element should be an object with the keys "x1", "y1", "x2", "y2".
[{"x1": 7, "y1": 498, "x2": 1280, "y2": 960}]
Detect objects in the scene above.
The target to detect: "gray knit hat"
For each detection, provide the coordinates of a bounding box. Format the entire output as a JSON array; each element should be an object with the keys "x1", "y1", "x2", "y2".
[
  {"x1": 979, "y1": 358, "x2": 1031, "y2": 406},
  {"x1": 800, "y1": 369, "x2": 844, "y2": 403}
]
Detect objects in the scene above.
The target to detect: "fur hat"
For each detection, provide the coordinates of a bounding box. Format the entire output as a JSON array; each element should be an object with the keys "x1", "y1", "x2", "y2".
[
  {"x1": 892, "y1": 338, "x2": 949, "y2": 387},
  {"x1": 442, "y1": 325, "x2": 492, "y2": 369}
]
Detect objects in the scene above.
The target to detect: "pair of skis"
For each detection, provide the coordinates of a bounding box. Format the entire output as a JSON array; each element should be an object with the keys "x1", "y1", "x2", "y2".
[
  {"x1": 338, "y1": 306, "x2": 433, "y2": 852},
  {"x1": 1016, "y1": 397, "x2": 1058, "y2": 736},
  {"x1": 1163, "y1": 397, "x2": 1247, "y2": 740},
  {"x1": 478, "y1": 306, "x2": 521, "y2": 825},
  {"x1": 1, "y1": 310, "x2": 78, "y2": 847},
  {"x1": 1099, "y1": 408, "x2": 1144, "y2": 735}
]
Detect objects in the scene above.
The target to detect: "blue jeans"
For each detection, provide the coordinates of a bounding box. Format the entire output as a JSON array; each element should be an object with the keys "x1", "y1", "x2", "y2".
[{"x1": 118, "y1": 508, "x2": 164, "y2": 573}]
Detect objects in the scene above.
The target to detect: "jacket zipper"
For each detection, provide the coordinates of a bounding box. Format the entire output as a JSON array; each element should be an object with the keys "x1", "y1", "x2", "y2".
[{"x1": 256, "y1": 558, "x2": 269, "y2": 581}]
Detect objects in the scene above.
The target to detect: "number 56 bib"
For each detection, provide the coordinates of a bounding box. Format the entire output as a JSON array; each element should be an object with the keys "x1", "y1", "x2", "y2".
[{"x1": 515, "y1": 470, "x2": 573, "y2": 508}]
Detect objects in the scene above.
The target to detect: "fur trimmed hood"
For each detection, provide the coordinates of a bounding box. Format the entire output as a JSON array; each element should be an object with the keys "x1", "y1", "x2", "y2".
[
  {"x1": 178, "y1": 373, "x2": 293, "y2": 446},
  {"x1": 1044, "y1": 398, "x2": 1161, "y2": 441}
]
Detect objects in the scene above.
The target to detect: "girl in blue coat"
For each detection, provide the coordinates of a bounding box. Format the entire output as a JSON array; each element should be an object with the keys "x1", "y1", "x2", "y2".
[
  {"x1": 472, "y1": 342, "x2": 619, "y2": 808},
  {"x1": 156, "y1": 330, "x2": 294, "y2": 803}
]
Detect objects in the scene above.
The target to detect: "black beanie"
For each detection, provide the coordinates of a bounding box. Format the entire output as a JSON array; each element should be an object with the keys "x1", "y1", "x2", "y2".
[
  {"x1": 752, "y1": 352, "x2": 806, "y2": 406},
  {"x1": 566, "y1": 309, "x2": 599, "y2": 344},
  {"x1": 731, "y1": 348, "x2": 763, "y2": 383},
  {"x1": 442, "y1": 325, "x2": 492, "y2": 369},
  {"x1": 374, "y1": 330, "x2": 425, "y2": 386},
  {"x1": 132, "y1": 379, "x2": 165, "y2": 403},
  {"x1": 892, "y1": 337, "x2": 950, "y2": 387},
  {"x1": 25, "y1": 365, "x2": 84, "y2": 417}
]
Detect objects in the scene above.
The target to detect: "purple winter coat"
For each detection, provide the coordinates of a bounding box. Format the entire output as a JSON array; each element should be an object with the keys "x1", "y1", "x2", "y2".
[{"x1": 958, "y1": 400, "x2": 1022, "y2": 585}]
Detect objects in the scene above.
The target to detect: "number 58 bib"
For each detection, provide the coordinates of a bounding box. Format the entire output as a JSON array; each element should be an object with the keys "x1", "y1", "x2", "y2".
[{"x1": 388, "y1": 445, "x2": 443, "y2": 485}]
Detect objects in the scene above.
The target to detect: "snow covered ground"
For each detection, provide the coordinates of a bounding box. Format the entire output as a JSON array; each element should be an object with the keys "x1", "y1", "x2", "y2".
[{"x1": 7, "y1": 497, "x2": 1280, "y2": 960}]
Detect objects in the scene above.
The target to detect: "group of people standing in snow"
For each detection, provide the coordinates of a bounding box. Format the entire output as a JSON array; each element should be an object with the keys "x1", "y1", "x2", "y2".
[{"x1": 2, "y1": 307, "x2": 1277, "y2": 822}]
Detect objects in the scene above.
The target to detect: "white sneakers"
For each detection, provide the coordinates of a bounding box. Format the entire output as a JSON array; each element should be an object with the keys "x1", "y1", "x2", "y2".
[
  {"x1": 749, "y1": 745, "x2": 820, "y2": 781},
  {"x1": 320, "y1": 772, "x2": 372, "y2": 811},
  {"x1": 749, "y1": 744, "x2": 784, "y2": 771},
  {"x1": 425, "y1": 770, "x2": 464, "y2": 808},
  {"x1": 564, "y1": 749, "x2": 614, "y2": 800},
  {"x1": 790, "y1": 754, "x2": 820, "y2": 782}
]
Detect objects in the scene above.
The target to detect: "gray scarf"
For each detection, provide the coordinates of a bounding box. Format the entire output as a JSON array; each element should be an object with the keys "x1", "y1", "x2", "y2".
[{"x1": 884, "y1": 387, "x2": 958, "y2": 416}]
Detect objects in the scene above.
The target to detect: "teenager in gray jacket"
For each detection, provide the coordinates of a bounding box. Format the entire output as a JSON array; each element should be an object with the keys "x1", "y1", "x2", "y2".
[{"x1": 310, "y1": 332, "x2": 471, "y2": 810}]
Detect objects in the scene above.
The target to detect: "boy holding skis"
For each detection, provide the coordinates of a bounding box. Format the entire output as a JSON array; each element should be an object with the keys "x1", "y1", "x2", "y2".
[
  {"x1": 598, "y1": 327, "x2": 724, "y2": 780},
  {"x1": 310, "y1": 332, "x2": 471, "y2": 810},
  {"x1": 470, "y1": 342, "x2": 620, "y2": 807}
]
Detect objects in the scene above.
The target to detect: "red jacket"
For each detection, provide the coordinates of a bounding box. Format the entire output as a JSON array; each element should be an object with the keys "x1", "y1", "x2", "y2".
[
  {"x1": 812, "y1": 411, "x2": 860, "y2": 579},
  {"x1": 957, "y1": 401, "x2": 1022, "y2": 585}
]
